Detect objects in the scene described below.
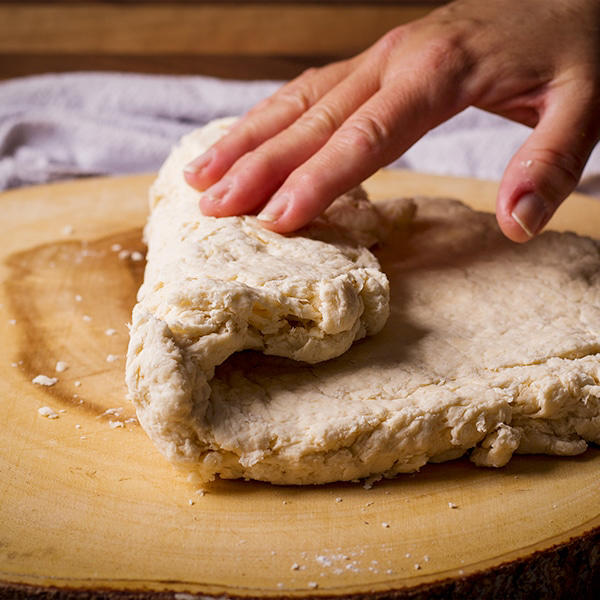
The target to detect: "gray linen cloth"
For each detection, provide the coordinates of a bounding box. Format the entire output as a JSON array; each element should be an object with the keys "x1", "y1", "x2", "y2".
[{"x1": 1, "y1": 72, "x2": 599, "y2": 196}]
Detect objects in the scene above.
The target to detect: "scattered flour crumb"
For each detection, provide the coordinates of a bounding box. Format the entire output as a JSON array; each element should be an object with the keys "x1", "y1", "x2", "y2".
[
  {"x1": 100, "y1": 407, "x2": 123, "y2": 417},
  {"x1": 414, "y1": 563, "x2": 421, "y2": 570},
  {"x1": 11, "y1": 362, "x2": 17, "y2": 368},
  {"x1": 291, "y1": 563, "x2": 300, "y2": 571},
  {"x1": 32, "y1": 375, "x2": 58, "y2": 386},
  {"x1": 105, "y1": 328, "x2": 117, "y2": 336},
  {"x1": 38, "y1": 406, "x2": 59, "y2": 419},
  {"x1": 61, "y1": 224, "x2": 74, "y2": 236},
  {"x1": 307, "y1": 582, "x2": 318, "y2": 589},
  {"x1": 82, "y1": 315, "x2": 92, "y2": 322},
  {"x1": 80, "y1": 436, "x2": 87, "y2": 440},
  {"x1": 118, "y1": 249, "x2": 130, "y2": 260},
  {"x1": 124, "y1": 417, "x2": 138, "y2": 424},
  {"x1": 74, "y1": 294, "x2": 83, "y2": 302},
  {"x1": 108, "y1": 420, "x2": 124, "y2": 429},
  {"x1": 381, "y1": 522, "x2": 390, "y2": 528},
  {"x1": 405, "y1": 553, "x2": 411, "y2": 558},
  {"x1": 448, "y1": 502, "x2": 458, "y2": 509},
  {"x1": 365, "y1": 501, "x2": 374, "y2": 507},
  {"x1": 8, "y1": 319, "x2": 16, "y2": 326},
  {"x1": 75, "y1": 424, "x2": 81, "y2": 429},
  {"x1": 106, "y1": 354, "x2": 119, "y2": 362},
  {"x1": 316, "y1": 555, "x2": 332, "y2": 567},
  {"x1": 131, "y1": 251, "x2": 144, "y2": 261},
  {"x1": 111, "y1": 243, "x2": 122, "y2": 252},
  {"x1": 335, "y1": 497, "x2": 343, "y2": 503},
  {"x1": 424, "y1": 555, "x2": 430, "y2": 562},
  {"x1": 277, "y1": 583, "x2": 284, "y2": 589},
  {"x1": 195, "y1": 489, "x2": 206, "y2": 496},
  {"x1": 74, "y1": 380, "x2": 82, "y2": 387},
  {"x1": 188, "y1": 499, "x2": 194, "y2": 506},
  {"x1": 55, "y1": 361, "x2": 68, "y2": 373}
]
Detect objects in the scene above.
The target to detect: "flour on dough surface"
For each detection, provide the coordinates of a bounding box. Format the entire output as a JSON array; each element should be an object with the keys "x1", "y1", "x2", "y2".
[{"x1": 127, "y1": 119, "x2": 600, "y2": 485}]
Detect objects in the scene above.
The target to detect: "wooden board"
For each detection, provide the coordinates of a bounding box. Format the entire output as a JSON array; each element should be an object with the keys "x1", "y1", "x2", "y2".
[
  {"x1": 0, "y1": 1, "x2": 439, "y2": 80},
  {"x1": 0, "y1": 170, "x2": 599, "y2": 598}
]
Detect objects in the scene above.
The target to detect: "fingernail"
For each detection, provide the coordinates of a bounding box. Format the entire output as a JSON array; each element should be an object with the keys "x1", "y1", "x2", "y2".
[
  {"x1": 511, "y1": 193, "x2": 548, "y2": 237},
  {"x1": 257, "y1": 194, "x2": 289, "y2": 223},
  {"x1": 184, "y1": 151, "x2": 213, "y2": 175},
  {"x1": 203, "y1": 178, "x2": 233, "y2": 204}
]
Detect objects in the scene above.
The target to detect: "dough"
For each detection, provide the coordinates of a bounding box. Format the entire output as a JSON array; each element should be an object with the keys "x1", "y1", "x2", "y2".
[{"x1": 126, "y1": 119, "x2": 600, "y2": 485}]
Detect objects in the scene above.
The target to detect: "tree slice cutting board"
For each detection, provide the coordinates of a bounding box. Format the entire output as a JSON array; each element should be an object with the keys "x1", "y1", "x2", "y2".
[{"x1": 0, "y1": 170, "x2": 598, "y2": 599}]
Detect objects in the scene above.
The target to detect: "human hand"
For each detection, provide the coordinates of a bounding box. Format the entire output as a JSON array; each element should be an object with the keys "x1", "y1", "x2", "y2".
[{"x1": 184, "y1": 0, "x2": 600, "y2": 242}]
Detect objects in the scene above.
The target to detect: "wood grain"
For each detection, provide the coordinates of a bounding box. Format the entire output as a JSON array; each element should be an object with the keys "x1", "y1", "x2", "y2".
[
  {"x1": 0, "y1": 170, "x2": 598, "y2": 599},
  {"x1": 0, "y1": 1, "x2": 440, "y2": 80}
]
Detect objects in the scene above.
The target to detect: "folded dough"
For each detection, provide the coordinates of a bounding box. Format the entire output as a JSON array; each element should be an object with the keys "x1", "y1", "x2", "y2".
[{"x1": 126, "y1": 119, "x2": 600, "y2": 485}]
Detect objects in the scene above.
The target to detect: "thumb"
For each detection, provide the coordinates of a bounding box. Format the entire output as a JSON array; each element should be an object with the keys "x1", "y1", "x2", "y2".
[{"x1": 496, "y1": 89, "x2": 600, "y2": 243}]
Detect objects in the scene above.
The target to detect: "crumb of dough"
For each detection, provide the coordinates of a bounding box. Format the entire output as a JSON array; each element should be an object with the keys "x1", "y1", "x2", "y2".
[
  {"x1": 100, "y1": 407, "x2": 123, "y2": 417},
  {"x1": 32, "y1": 375, "x2": 58, "y2": 386},
  {"x1": 55, "y1": 361, "x2": 68, "y2": 373},
  {"x1": 38, "y1": 406, "x2": 59, "y2": 419},
  {"x1": 105, "y1": 328, "x2": 117, "y2": 336}
]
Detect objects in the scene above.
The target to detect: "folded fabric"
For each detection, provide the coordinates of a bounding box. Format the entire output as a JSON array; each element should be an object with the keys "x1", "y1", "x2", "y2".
[{"x1": 1, "y1": 72, "x2": 599, "y2": 196}]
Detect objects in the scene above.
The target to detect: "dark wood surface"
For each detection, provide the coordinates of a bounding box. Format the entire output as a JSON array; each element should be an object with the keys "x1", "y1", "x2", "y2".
[{"x1": 0, "y1": 1, "x2": 447, "y2": 80}]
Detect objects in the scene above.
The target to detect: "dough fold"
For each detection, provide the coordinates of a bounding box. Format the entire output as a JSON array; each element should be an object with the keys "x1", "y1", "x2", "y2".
[{"x1": 126, "y1": 119, "x2": 600, "y2": 485}]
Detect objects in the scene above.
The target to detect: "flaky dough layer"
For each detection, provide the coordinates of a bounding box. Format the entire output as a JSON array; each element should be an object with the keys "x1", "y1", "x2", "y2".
[{"x1": 126, "y1": 119, "x2": 600, "y2": 484}]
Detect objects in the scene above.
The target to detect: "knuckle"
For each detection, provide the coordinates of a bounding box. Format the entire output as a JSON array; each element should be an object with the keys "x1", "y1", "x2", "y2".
[
  {"x1": 339, "y1": 115, "x2": 389, "y2": 155},
  {"x1": 373, "y1": 25, "x2": 406, "y2": 60},
  {"x1": 422, "y1": 30, "x2": 472, "y2": 76},
  {"x1": 299, "y1": 66, "x2": 320, "y2": 80},
  {"x1": 533, "y1": 147, "x2": 584, "y2": 192},
  {"x1": 277, "y1": 86, "x2": 314, "y2": 114},
  {"x1": 299, "y1": 104, "x2": 340, "y2": 138}
]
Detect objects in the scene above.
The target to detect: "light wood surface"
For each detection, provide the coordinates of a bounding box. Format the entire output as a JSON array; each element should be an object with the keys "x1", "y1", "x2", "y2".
[{"x1": 0, "y1": 170, "x2": 598, "y2": 598}]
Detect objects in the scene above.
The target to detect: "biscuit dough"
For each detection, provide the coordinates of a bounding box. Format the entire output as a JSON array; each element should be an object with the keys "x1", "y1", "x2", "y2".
[{"x1": 126, "y1": 119, "x2": 600, "y2": 485}]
